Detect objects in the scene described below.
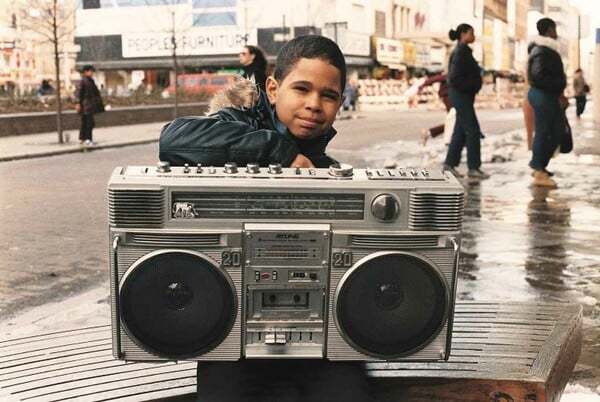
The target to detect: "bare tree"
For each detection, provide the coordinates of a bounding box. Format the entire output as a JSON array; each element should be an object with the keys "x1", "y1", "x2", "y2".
[
  {"x1": 170, "y1": 8, "x2": 180, "y2": 119},
  {"x1": 145, "y1": 1, "x2": 207, "y2": 118},
  {"x1": 16, "y1": 0, "x2": 76, "y2": 144}
]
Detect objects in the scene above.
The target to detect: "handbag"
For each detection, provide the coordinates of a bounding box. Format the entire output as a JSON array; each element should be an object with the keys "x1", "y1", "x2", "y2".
[
  {"x1": 560, "y1": 110, "x2": 573, "y2": 154},
  {"x1": 583, "y1": 83, "x2": 590, "y2": 94}
]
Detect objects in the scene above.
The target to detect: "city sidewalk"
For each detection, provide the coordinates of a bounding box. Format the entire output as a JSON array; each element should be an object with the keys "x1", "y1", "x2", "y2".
[
  {"x1": 0, "y1": 105, "x2": 598, "y2": 162},
  {"x1": 0, "y1": 121, "x2": 168, "y2": 162}
]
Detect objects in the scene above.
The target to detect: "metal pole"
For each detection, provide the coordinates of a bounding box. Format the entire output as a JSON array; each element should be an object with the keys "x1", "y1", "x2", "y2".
[
  {"x1": 593, "y1": 28, "x2": 600, "y2": 122},
  {"x1": 577, "y1": 15, "x2": 581, "y2": 69},
  {"x1": 171, "y1": 10, "x2": 179, "y2": 119}
]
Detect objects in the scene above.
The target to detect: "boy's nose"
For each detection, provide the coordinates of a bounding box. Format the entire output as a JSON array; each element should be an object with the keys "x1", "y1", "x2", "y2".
[{"x1": 304, "y1": 92, "x2": 322, "y2": 111}]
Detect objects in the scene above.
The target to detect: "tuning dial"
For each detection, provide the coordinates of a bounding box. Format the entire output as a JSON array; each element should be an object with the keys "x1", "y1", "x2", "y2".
[
  {"x1": 156, "y1": 161, "x2": 171, "y2": 173},
  {"x1": 268, "y1": 163, "x2": 282, "y2": 174},
  {"x1": 246, "y1": 163, "x2": 260, "y2": 174},
  {"x1": 329, "y1": 163, "x2": 353, "y2": 177},
  {"x1": 371, "y1": 194, "x2": 400, "y2": 222},
  {"x1": 224, "y1": 162, "x2": 238, "y2": 174}
]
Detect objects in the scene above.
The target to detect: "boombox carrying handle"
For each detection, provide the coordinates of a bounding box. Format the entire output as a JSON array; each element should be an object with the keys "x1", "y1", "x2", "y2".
[
  {"x1": 112, "y1": 235, "x2": 124, "y2": 359},
  {"x1": 444, "y1": 236, "x2": 461, "y2": 360}
]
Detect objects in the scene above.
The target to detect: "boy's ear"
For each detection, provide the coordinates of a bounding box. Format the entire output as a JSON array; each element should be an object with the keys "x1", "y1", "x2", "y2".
[{"x1": 265, "y1": 76, "x2": 278, "y2": 105}]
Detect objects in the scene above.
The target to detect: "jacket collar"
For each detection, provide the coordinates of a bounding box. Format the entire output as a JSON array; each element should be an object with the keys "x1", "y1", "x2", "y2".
[{"x1": 528, "y1": 35, "x2": 560, "y2": 53}]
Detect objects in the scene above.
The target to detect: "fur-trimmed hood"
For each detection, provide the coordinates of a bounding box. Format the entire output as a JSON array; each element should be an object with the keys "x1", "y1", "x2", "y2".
[
  {"x1": 527, "y1": 35, "x2": 560, "y2": 54},
  {"x1": 207, "y1": 77, "x2": 261, "y2": 115}
]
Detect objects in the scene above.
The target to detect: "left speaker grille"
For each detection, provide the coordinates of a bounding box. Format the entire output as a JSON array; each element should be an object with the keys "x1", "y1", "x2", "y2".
[
  {"x1": 408, "y1": 192, "x2": 464, "y2": 231},
  {"x1": 109, "y1": 189, "x2": 165, "y2": 227}
]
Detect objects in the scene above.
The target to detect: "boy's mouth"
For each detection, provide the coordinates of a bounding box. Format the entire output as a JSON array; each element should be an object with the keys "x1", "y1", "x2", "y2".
[{"x1": 298, "y1": 117, "x2": 322, "y2": 128}]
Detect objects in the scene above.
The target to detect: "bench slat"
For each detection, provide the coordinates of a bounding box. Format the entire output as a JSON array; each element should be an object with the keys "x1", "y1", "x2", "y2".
[{"x1": 0, "y1": 302, "x2": 581, "y2": 402}]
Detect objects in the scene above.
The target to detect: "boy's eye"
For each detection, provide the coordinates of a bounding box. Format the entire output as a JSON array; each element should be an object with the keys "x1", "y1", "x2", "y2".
[{"x1": 294, "y1": 86, "x2": 309, "y2": 92}]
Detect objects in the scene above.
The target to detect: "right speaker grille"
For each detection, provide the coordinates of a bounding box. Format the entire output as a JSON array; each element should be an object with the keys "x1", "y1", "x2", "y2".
[
  {"x1": 334, "y1": 252, "x2": 448, "y2": 359},
  {"x1": 408, "y1": 192, "x2": 464, "y2": 231}
]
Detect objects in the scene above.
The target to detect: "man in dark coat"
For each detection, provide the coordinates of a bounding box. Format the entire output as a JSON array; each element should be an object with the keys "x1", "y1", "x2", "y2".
[
  {"x1": 75, "y1": 65, "x2": 104, "y2": 145},
  {"x1": 527, "y1": 17, "x2": 567, "y2": 188}
]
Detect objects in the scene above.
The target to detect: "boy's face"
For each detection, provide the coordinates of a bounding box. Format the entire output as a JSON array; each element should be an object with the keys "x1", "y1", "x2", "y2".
[{"x1": 266, "y1": 58, "x2": 344, "y2": 140}]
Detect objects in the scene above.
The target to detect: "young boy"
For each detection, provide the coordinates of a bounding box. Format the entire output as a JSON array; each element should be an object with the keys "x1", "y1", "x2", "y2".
[{"x1": 159, "y1": 35, "x2": 346, "y2": 169}]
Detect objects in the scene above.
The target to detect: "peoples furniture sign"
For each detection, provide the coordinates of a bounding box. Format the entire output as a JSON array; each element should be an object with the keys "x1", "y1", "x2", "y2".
[{"x1": 122, "y1": 29, "x2": 257, "y2": 58}]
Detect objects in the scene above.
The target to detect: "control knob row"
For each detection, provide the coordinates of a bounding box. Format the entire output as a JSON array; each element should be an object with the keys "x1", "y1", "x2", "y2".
[{"x1": 156, "y1": 161, "x2": 285, "y2": 174}]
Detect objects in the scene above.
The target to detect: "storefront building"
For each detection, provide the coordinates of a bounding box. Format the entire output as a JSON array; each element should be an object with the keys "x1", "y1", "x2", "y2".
[{"x1": 74, "y1": 0, "x2": 382, "y2": 92}]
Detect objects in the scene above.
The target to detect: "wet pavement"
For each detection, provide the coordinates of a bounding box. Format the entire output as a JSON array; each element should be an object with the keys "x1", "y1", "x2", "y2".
[
  {"x1": 0, "y1": 106, "x2": 598, "y2": 397},
  {"x1": 335, "y1": 111, "x2": 600, "y2": 393}
]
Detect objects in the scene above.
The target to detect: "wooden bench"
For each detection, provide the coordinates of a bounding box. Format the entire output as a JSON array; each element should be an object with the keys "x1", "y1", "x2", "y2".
[{"x1": 0, "y1": 302, "x2": 581, "y2": 402}]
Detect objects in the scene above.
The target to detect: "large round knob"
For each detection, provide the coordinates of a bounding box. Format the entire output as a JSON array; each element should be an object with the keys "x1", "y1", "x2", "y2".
[
  {"x1": 156, "y1": 161, "x2": 171, "y2": 173},
  {"x1": 329, "y1": 163, "x2": 353, "y2": 177},
  {"x1": 224, "y1": 162, "x2": 238, "y2": 174},
  {"x1": 371, "y1": 194, "x2": 400, "y2": 222}
]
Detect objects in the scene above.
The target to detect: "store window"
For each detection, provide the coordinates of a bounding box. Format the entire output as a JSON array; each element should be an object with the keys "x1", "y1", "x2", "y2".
[
  {"x1": 193, "y1": 12, "x2": 236, "y2": 26},
  {"x1": 82, "y1": 0, "x2": 100, "y2": 9},
  {"x1": 193, "y1": 0, "x2": 236, "y2": 7},
  {"x1": 375, "y1": 10, "x2": 386, "y2": 37}
]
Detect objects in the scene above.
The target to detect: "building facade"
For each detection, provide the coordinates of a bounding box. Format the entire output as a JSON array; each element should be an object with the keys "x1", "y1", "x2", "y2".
[
  {"x1": 0, "y1": 0, "x2": 585, "y2": 96},
  {"x1": 74, "y1": 0, "x2": 455, "y2": 89}
]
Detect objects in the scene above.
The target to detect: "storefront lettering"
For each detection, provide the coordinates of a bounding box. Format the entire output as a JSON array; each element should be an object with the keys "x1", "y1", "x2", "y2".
[{"x1": 123, "y1": 30, "x2": 255, "y2": 57}]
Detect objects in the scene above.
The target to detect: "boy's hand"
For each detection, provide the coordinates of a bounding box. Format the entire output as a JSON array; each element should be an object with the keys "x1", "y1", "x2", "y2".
[{"x1": 290, "y1": 153, "x2": 314, "y2": 168}]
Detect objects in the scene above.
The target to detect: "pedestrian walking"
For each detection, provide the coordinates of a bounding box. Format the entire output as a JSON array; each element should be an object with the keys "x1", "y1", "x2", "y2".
[
  {"x1": 418, "y1": 72, "x2": 451, "y2": 144},
  {"x1": 573, "y1": 68, "x2": 590, "y2": 118},
  {"x1": 343, "y1": 79, "x2": 358, "y2": 111},
  {"x1": 239, "y1": 45, "x2": 268, "y2": 91},
  {"x1": 443, "y1": 24, "x2": 489, "y2": 179},
  {"x1": 75, "y1": 65, "x2": 104, "y2": 145},
  {"x1": 527, "y1": 18, "x2": 567, "y2": 188}
]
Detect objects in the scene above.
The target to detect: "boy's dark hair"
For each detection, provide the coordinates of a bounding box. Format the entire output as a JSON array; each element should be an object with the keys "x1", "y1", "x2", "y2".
[
  {"x1": 536, "y1": 18, "x2": 556, "y2": 36},
  {"x1": 448, "y1": 23, "x2": 473, "y2": 41},
  {"x1": 82, "y1": 64, "x2": 95, "y2": 72},
  {"x1": 273, "y1": 35, "x2": 346, "y2": 92}
]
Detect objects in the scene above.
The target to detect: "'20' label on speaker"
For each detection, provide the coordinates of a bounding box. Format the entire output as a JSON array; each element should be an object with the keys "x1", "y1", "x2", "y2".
[
  {"x1": 332, "y1": 251, "x2": 353, "y2": 267},
  {"x1": 221, "y1": 250, "x2": 242, "y2": 267}
]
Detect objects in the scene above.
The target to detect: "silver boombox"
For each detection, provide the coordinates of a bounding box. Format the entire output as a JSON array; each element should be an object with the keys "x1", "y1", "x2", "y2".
[{"x1": 108, "y1": 162, "x2": 464, "y2": 362}]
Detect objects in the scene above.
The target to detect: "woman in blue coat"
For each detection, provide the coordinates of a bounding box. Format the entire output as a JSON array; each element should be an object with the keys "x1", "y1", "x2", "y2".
[{"x1": 443, "y1": 24, "x2": 489, "y2": 179}]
